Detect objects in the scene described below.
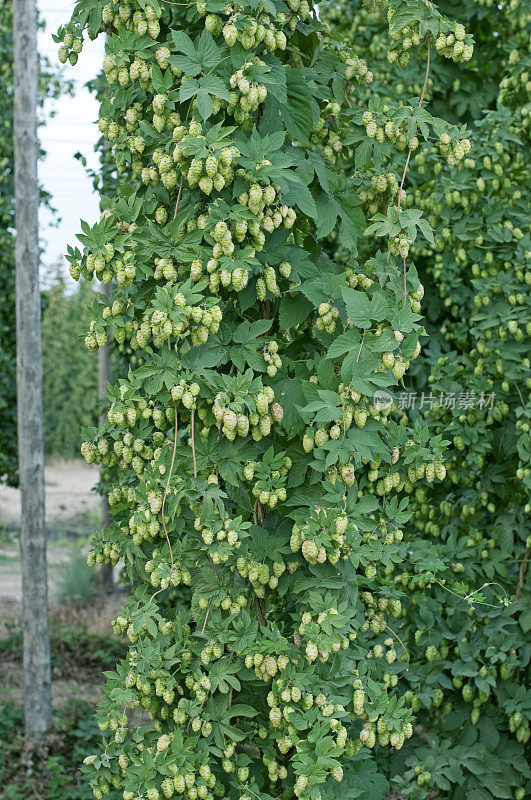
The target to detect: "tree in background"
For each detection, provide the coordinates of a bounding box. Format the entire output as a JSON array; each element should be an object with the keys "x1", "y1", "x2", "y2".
[
  {"x1": 0, "y1": 0, "x2": 64, "y2": 486},
  {"x1": 41, "y1": 274, "x2": 99, "y2": 459},
  {"x1": 0, "y1": 1, "x2": 19, "y2": 487},
  {"x1": 322, "y1": 1, "x2": 531, "y2": 798}
]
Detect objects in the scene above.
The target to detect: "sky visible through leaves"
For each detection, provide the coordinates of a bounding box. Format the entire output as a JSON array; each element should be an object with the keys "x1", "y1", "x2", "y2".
[{"x1": 38, "y1": 0, "x2": 101, "y2": 287}]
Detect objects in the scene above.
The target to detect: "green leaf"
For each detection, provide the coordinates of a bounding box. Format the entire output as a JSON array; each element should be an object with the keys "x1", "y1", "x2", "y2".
[
  {"x1": 170, "y1": 30, "x2": 196, "y2": 59},
  {"x1": 279, "y1": 294, "x2": 313, "y2": 330},
  {"x1": 233, "y1": 318, "x2": 273, "y2": 343},
  {"x1": 195, "y1": 90, "x2": 213, "y2": 120},
  {"x1": 355, "y1": 139, "x2": 372, "y2": 170},
  {"x1": 195, "y1": 29, "x2": 223, "y2": 70},
  {"x1": 170, "y1": 29, "x2": 221, "y2": 77},
  {"x1": 478, "y1": 772, "x2": 513, "y2": 798},
  {"x1": 323, "y1": 756, "x2": 389, "y2": 799},
  {"x1": 261, "y1": 53, "x2": 288, "y2": 103},
  {"x1": 198, "y1": 75, "x2": 232, "y2": 102},
  {"x1": 519, "y1": 607, "x2": 531, "y2": 634},
  {"x1": 279, "y1": 177, "x2": 317, "y2": 219},
  {"x1": 180, "y1": 75, "x2": 231, "y2": 119},
  {"x1": 283, "y1": 67, "x2": 319, "y2": 144},
  {"x1": 341, "y1": 288, "x2": 372, "y2": 328},
  {"x1": 315, "y1": 191, "x2": 339, "y2": 239},
  {"x1": 326, "y1": 330, "x2": 362, "y2": 360}
]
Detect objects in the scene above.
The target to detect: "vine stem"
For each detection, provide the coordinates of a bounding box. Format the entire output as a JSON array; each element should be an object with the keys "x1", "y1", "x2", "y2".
[
  {"x1": 397, "y1": 150, "x2": 412, "y2": 217},
  {"x1": 397, "y1": 35, "x2": 431, "y2": 305},
  {"x1": 285, "y1": 45, "x2": 311, "y2": 61},
  {"x1": 433, "y1": 578, "x2": 509, "y2": 608},
  {"x1": 514, "y1": 382, "x2": 526, "y2": 407},
  {"x1": 398, "y1": 36, "x2": 431, "y2": 212},
  {"x1": 516, "y1": 548, "x2": 530, "y2": 600},
  {"x1": 356, "y1": 330, "x2": 365, "y2": 362},
  {"x1": 159, "y1": 170, "x2": 185, "y2": 570},
  {"x1": 254, "y1": 500, "x2": 264, "y2": 525},
  {"x1": 173, "y1": 175, "x2": 184, "y2": 219},
  {"x1": 383, "y1": 621, "x2": 410, "y2": 667},
  {"x1": 161, "y1": 404, "x2": 178, "y2": 571},
  {"x1": 149, "y1": 587, "x2": 165, "y2": 604},
  {"x1": 191, "y1": 408, "x2": 198, "y2": 478},
  {"x1": 513, "y1": 380, "x2": 528, "y2": 602},
  {"x1": 201, "y1": 597, "x2": 213, "y2": 635}
]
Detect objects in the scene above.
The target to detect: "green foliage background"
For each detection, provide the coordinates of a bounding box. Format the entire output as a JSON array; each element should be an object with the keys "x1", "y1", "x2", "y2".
[
  {"x1": 41, "y1": 278, "x2": 99, "y2": 460},
  {"x1": 0, "y1": 1, "x2": 18, "y2": 486},
  {"x1": 0, "y1": 1, "x2": 81, "y2": 483},
  {"x1": 323, "y1": 1, "x2": 531, "y2": 798}
]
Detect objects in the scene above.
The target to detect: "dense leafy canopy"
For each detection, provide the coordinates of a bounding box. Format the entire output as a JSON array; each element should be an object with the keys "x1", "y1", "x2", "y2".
[
  {"x1": 323, "y1": 1, "x2": 531, "y2": 798},
  {"x1": 56, "y1": 1, "x2": 528, "y2": 800}
]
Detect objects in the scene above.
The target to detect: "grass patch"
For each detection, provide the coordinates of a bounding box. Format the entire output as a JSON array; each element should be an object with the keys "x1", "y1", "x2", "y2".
[
  {"x1": 0, "y1": 623, "x2": 126, "y2": 799},
  {"x1": 50, "y1": 508, "x2": 101, "y2": 541},
  {"x1": 55, "y1": 551, "x2": 100, "y2": 607},
  {"x1": 0, "y1": 699, "x2": 121, "y2": 799},
  {"x1": 0, "y1": 622, "x2": 126, "y2": 679},
  {"x1": 0, "y1": 551, "x2": 20, "y2": 566}
]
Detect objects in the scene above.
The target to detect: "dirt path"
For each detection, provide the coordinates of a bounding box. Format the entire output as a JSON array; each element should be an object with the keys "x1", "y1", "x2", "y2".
[
  {"x1": 0, "y1": 544, "x2": 83, "y2": 604},
  {"x1": 0, "y1": 460, "x2": 101, "y2": 603},
  {"x1": 0, "y1": 461, "x2": 127, "y2": 715},
  {"x1": 0, "y1": 459, "x2": 100, "y2": 529}
]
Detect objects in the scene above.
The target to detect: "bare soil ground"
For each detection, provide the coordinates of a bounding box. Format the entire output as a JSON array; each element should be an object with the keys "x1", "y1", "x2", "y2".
[
  {"x1": 0, "y1": 458, "x2": 125, "y2": 707},
  {"x1": 0, "y1": 593, "x2": 126, "y2": 707},
  {"x1": 0, "y1": 460, "x2": 129, "y2": 800},
  {"x1": 0, "y1": 544, "x2": 81, "y2": 604},
  {"x1": 0, "y1": 459, "x2": 100, "y2": 603},
  {"x1": 0, "y1": 458, "x2": 100, "y2": 528}
]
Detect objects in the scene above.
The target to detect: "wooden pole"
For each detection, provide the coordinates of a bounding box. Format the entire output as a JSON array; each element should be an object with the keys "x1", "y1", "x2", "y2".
[
  {"x1": 13, "y1": 0, "x2": 52, "y2": 739},
  {"x1": 99, "y1": 280, "x2": 114, "y2": 590}
]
